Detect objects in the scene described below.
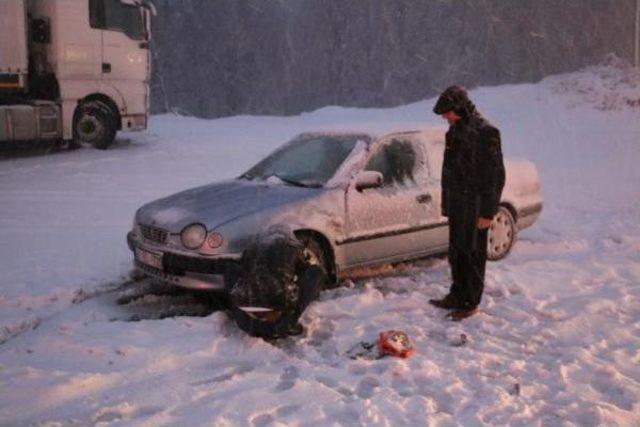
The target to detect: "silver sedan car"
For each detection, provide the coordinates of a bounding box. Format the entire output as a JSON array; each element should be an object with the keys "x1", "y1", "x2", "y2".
[{"x1": 127, "y1": 128, "x2": 542, "y2": 294}]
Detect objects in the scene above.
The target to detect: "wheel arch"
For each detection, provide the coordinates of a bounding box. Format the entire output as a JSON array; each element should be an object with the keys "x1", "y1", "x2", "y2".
[
  {"x1": 293, "y1": 229, "x2": 337, "y2": 284},
  {"x1": 499, "y1": 201, "x2": 518, "y2": 223},
  {"x1": 78, "y1": 93, "x2": 122, "y2": 130}
]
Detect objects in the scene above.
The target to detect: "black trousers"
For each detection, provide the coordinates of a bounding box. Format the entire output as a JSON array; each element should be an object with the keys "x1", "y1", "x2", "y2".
[{"x1": 447, "y1": 194, "x2": 488, "y2": 309}]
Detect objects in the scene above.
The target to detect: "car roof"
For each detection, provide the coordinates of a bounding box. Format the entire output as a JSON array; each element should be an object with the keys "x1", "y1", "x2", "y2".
[
  {"x1": 293, "y1": 126, "x2": 447, "y2": 148},
  {"x1": 379, "y1": 126, "x2": 447, "y2": 145},
  {"x1": 296, "y1": 131, "x2": 376, "y2": 141}
]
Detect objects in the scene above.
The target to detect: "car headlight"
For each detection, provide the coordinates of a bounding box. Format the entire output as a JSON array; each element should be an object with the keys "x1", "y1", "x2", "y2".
[{"x1": 180, "y1": 223, "x2": 207, "y2": 249}]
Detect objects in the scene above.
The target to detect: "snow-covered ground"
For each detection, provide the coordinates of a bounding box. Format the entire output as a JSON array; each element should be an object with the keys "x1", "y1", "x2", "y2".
[{"x1": 1, "y1": 62, "x2": 639, "y2": 426}]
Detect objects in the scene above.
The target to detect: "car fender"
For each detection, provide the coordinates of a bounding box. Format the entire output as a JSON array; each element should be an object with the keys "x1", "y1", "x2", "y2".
[{"x1": 215, "y1": 189, "x2": 345, "y2": 260}]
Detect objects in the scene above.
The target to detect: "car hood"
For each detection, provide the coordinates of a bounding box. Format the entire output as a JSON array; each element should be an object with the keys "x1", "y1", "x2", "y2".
[{"x1": 136, "y1": 179, "x2": 321, "y2": 232}]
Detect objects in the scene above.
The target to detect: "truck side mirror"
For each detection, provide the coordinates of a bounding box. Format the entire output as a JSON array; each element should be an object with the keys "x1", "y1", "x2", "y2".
[{"x1": 355, "y1": 171, "x2": 383, "y2": 192}]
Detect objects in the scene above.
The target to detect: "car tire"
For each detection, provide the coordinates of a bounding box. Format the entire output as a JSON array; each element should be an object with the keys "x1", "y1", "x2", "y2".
[
  {"x1": 72, "y1": 100, "x2": 117, "y2": 150},
  {"x1": 487, "y1": 205, "x2": 516, "y2": 261},
  {"x1": 229, "y1": 236, "x2": 326, "y2": 338},
  {"x1": 230, "y1": 266, "x2": 324, "y2": 338}
]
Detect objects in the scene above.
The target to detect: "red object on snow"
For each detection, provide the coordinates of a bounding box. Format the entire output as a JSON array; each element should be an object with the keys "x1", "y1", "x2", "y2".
[{"x1": 377, "y1": 330, "x2": 415, "y2": 359}]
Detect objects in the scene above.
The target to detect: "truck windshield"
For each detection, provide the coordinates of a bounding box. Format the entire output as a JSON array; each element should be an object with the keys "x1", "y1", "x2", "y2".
[
  {"x1": 90, "y1": 0, "x2": 146, "y2": 40},
  {"x1": 241, "y1": 135, "x2": 366, "y2": 187}
]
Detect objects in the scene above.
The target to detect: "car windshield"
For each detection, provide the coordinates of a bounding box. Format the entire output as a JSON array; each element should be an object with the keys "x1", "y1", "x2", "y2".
[{"x1": 241, "y1": 134, "x2": 364, "y2": 187}]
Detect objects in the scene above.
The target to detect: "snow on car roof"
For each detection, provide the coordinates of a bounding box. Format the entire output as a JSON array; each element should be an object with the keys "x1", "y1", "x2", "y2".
[
  {"x1": 296, "y1": 131, "x2": 376, "y2": 139},
  {"x1": 295, "y1": 127, "x2": 448, "y2": 147},
  {"x1": 377, "y1": 127, "x2": 447, "y2": 146}
]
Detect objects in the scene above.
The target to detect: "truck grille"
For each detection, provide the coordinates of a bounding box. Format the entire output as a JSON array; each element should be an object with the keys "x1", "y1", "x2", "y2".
[{"x1": 140, "y1": 224, "x2": 168, "y2": 244}]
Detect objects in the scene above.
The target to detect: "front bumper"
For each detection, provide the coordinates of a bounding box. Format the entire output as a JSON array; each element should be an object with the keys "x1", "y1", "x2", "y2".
[
  {"x1": 121, "y1": 114, "x2": 147, "y2": 132},
  {"x1": 127, "y1": 231, "x2": 241, "y2": 291}
]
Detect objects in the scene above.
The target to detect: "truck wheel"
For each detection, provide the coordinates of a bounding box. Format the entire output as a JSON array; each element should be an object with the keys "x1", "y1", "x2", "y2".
[
  {"x1": 72, "y1": 101, "x2": 117, "y2": 150},
  {"x1": 487, "y1": 205, "x2": 517, "y2": 261}
]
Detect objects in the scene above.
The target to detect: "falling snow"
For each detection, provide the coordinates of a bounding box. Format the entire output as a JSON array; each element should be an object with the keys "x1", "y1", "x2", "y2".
[{"x1": 0, "y1": 63, "x2": 639, "y2": 426}]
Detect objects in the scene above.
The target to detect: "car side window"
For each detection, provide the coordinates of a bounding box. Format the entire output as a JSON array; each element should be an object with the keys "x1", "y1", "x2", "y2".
[
  {"x1": 425, "y1": 138, "x2": 444, "y2": 181},
  {"x1": 365, "y1": 139, "x2": 418, "y2": 186}
]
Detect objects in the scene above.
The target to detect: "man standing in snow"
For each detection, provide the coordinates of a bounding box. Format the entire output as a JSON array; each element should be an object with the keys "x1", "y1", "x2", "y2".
[{"x1": 429, "y1": 85, "x2": 505, "y2": 320}]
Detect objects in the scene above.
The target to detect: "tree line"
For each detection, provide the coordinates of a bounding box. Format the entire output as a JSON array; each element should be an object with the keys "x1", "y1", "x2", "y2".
[{"x1": 149, "y1": 0, "x2": 636, "y2": 118}]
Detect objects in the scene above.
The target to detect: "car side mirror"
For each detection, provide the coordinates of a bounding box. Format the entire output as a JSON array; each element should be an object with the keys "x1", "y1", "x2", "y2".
[{"x1": 355, "y1": 171, "x2": 383, "y2": 191}]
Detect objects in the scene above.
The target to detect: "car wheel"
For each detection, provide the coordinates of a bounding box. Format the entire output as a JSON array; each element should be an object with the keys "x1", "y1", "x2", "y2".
[
  {"x1": 72, "y1": 100, "x2": 117, "y2": 150},
  {"x1": 229, "y1": 236, "x2": 326, "y2": 338},
  {"x1": 487, "y1": 205, "x2": 516, "y2": 261},
  {"x1": 230, "y1": 266, "x2": 324, "y2": 338}
]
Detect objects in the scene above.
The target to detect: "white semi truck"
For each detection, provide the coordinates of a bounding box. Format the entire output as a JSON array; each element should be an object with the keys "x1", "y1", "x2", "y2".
[{"x1": 0, "y1": 0, "x2": 153, "y2": 149}]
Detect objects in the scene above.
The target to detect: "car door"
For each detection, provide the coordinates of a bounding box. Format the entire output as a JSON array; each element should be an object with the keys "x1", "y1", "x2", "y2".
[
  {"x1": 420, "y1": 133, "x2": 450, "y2": 251},
  {"x1": 341, "y1": 134, "x2": 444, "y2": 267}
]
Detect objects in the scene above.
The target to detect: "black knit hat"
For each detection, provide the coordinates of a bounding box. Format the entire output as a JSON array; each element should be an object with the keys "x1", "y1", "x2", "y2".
[{"x1": 432, "y1": 85, "x2": 470, "y2": 115}]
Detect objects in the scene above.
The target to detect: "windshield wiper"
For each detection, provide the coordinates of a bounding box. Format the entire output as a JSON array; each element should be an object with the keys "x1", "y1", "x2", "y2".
[{"x1": 273, "y1": 174, "x2": 322, "y2": 188}]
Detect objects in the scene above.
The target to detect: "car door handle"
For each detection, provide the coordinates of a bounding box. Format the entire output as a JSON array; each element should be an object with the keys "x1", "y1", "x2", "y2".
[{"x1": 416, "y1": 193, "x2": 432, "y2": 204}]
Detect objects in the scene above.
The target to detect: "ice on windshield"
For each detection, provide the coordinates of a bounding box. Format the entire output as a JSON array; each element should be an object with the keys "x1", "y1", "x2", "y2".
[{"x1": 243, "y1": 134, "x2": 371, "y2": 186}]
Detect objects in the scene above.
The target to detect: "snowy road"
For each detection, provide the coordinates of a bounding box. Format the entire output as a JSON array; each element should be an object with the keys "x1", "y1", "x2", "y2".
[{"x1": 0, "y1": 63, "x2": 639, "y2": 425}]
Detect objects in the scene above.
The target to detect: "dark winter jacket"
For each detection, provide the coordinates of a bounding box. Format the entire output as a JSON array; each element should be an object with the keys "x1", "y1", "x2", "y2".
[{"x1": 436, "y1": 86, "x2": 506, "y2": 219}]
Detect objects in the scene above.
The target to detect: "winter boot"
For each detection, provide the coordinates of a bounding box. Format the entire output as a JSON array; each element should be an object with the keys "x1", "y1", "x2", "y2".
[
  {"x1": 446, "y1": 307, "x2": 479, "y2": 321},
  {"x1": 429, "y1": 293, "x2": 461, "y2": 310}
]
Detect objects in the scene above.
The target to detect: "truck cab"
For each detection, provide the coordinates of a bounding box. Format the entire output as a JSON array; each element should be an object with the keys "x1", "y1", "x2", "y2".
[{"x1": 0, "y1": 0, "x2": 153, "y2": 149}]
